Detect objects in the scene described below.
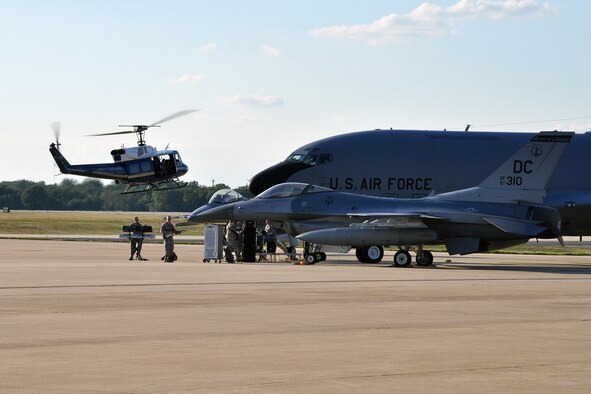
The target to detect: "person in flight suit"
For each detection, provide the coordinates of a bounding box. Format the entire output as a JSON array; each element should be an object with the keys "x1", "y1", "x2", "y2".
[
  {"x1": 128, "y1": 216, "x2": 146, "y2": 261},
  {"x1": 160, "y1": 215, "x2": 182, "y2": 262}
]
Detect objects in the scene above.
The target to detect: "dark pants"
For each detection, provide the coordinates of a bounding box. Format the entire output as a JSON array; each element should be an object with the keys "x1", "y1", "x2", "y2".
[
  {"x1": 164, "y1": 237, "x2": 175, "y2": 260},
  {"x1": 131, "y1": 239, "x2": 143, "y2": 257}
]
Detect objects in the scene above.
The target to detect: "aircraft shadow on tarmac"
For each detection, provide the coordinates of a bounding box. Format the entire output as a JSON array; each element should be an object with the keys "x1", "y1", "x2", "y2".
[{"x1": 436, "y1": 262, "x2": 591, "y2": 275}]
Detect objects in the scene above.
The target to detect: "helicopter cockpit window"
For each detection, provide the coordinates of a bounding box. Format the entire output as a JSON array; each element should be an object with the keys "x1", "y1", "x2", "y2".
[
  {"x1": 174, "y1": 153, "x2": 181, "y2": 162},
  {"x1": 257, "y1": 183, "x2": 310, "y2": 199},
  {"x1": 208, "y1": 189, "x2": 244, "y2": 204}
]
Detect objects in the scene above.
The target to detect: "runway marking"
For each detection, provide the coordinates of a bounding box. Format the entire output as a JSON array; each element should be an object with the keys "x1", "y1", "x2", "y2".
[{"x1": 1, "y1": 276, "x2": 591, "y2": 290}]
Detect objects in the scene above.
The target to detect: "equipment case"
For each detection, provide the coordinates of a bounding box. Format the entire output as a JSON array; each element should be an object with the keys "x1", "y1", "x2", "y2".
[{"x1": 203, "y1": 224, "x2": 225, "y2": 262}]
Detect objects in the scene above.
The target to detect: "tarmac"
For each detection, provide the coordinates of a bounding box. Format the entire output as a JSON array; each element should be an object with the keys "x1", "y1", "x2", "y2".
[{"x1": 1, "y1": 238, "x2": 590, "y2": 393}]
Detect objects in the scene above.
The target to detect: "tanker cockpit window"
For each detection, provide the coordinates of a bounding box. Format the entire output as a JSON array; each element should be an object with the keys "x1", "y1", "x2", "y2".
[
  {"x1": 286, "y1": 153, "x2": 332, "y2": 166},
  {"x1": 318, "y1": 154, "x2": 333, "y2": 164},
  {"x1": 287, "y1": 153, "x2": 305, "y2": 162}
]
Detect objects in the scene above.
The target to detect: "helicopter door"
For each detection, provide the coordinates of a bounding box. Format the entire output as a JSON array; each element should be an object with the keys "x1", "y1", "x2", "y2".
[
  {"x1": 153, "y1": 156, "x2": 162, "y2": 177},
  {"x1": 155, "y1": 154, "x2": 176, "y2": 178},
  {"x1": 165, "y1": 154, "x2": 176, "y2": 175}
]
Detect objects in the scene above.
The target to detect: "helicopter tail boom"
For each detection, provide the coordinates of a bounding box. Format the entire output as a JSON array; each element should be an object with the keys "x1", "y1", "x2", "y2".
[
  {"x1": 49, "y1": 143, "x2": 128, "y2": 181},
  {"x1": 49, "y1": 143, "x2": 72, "y2": 173}
]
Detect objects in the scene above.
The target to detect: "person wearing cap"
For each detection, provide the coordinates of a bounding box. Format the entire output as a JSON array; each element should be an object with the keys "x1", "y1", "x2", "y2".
[{"x1": 160, "y1": 215, "x2": 182, "y2": 262}]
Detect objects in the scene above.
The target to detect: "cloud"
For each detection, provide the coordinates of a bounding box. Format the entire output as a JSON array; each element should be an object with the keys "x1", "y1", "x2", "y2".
[
  {"x1": 310, "y1": 0, "x2": 552, "y2": 45},
  {"x1": 171, "y1": 74, "x2": 205, "y2": 84},
  {"x1": 222, "y1": 95, "x2": 284, "y2": 107},
  {"x1": 262, "y1": 45, "x2": 281, "y2": 56},
  {"x1": 199, "y1": 43, "x2": 218, "y2": 53}
]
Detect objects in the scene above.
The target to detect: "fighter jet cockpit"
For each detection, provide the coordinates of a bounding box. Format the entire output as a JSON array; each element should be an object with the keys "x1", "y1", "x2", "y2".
[
  {"x1": 208, "y1": 189, "x2": 246, "y2": 205},
  {"x1": 256, "y1": 183, "x2": 332, "y2": 199}
]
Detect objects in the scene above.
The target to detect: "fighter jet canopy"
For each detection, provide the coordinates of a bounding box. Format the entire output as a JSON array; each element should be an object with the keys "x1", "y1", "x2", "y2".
[
  {"x1": 208, "y1": 189, "x2": 246, "y2": 204},
  {"x1": 257, "y1": 182, "x2": 332, "y2": 199}
]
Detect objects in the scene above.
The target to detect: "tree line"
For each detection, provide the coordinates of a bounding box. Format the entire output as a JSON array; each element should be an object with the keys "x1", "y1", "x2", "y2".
[{"x1": 0, "y1": 179, "x2": 254, "y2": 212}]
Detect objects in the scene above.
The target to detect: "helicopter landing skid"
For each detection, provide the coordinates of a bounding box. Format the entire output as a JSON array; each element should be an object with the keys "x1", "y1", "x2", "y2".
[{"x1": 121, "y1": 179, "x2": 188, "y2": 195}]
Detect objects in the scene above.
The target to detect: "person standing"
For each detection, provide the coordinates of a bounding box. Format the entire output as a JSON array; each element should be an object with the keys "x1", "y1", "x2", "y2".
[
  {"x1": 160, "y1": 215, "x2": 181, "y2": 262},
  {"x1": 226, "y1": 220, "x2": 243, "y2": 261},
  {"x1": 128, "y1": 216, "x2": 146, "y2": 260}
]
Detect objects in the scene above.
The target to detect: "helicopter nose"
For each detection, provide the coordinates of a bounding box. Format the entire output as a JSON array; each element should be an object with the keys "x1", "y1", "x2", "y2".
[{"x1": 178, "y1": 164, "x2": 188, "y2": 176}]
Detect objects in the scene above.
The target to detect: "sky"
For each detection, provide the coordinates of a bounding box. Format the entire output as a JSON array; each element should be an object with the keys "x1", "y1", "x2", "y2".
[{"x1": 1, "y1": 0, "x2": 591, "y2": 188}]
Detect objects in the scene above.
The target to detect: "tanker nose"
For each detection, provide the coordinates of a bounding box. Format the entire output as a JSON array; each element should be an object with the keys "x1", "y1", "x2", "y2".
[
  {"x1": 249, "y1": 161, "x2": 312, "y2": 195},
  {"x1": 189, "y1": 204, "x2": 235, "y2": 223}
]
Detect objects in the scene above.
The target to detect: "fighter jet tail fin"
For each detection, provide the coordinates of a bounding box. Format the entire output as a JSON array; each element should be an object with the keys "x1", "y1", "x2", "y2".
[{"x1": 437, "y1": 131, "x2": 574, "y2": 204}]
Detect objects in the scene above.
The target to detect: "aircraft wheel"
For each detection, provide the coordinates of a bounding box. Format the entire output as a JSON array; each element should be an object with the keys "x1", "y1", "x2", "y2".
[
  {"x1": 305, "y1": 254, "x2": 317, "y2": 264},
  {"x1": 365, "y1": 245, "x2": 384, "y2": 263},
  {"x1": 356, "y1": 245, "x2": 384, "y2": 263},
  {"x1": 355, "y1": 247, "x2": 368, "y2": 263},
  {"x1": 416, "y1": 251, "x2": 430, "y2": 266},
  {"x1": 315, "y1": 252, "x2": 327, "y2": 261},
  {"x1": 393, "y1": 250, "x2": 412, "y2": 267}
]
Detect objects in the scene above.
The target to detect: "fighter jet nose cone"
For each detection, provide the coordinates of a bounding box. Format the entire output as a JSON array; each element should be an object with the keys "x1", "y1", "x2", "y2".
[
  {"x1": 249, "y1": 161, "x2": 313, "y2": 195},
  {"x1": 189, "y1": 204, "x2": 234, "y2": 223}
]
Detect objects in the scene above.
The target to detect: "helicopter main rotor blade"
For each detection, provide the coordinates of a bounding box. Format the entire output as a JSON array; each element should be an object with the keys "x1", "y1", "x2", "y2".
[
  {"x1": 87, "y1": 130, "x2": 136, "y2": 137},
  {"x1": 148, "y1": 109, "x2": 198, "y2": 128}
]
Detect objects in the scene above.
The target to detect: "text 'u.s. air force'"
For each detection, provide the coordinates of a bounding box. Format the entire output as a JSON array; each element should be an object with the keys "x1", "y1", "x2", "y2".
[{"x1": 329, "y1": 177, "x2": 432, "y2": 191}]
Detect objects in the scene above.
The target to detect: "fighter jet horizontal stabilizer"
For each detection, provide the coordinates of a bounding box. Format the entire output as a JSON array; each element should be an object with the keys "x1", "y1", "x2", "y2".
[{"x1": 483, "y1": 217, "x2": 547, "y2": 236}]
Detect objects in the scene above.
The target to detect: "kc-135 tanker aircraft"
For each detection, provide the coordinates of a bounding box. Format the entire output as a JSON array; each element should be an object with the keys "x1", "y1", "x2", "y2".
[
  {"x1": 248, "y1": 128, "x2": 591, "y2": 237},
  {"x1": 191, "y1": 131, "x2": 574, "y2": 265}
]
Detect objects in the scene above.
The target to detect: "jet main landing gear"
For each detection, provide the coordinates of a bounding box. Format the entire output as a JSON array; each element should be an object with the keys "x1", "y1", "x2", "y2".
[
  {"x1": 415, "y1": 250, "x2": 434, "y2": 266},
  {"x1": 355, "y1": 245, "x2": 384, "y2": 263},
  {"x1": 392, "y1": 246, "x2": 434, "y2": 267}
]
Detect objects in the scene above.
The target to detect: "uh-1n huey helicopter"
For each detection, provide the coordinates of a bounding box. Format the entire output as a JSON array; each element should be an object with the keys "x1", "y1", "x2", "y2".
[{"x1": 49, "y1": 110, "x2": 196, "y2": 194}]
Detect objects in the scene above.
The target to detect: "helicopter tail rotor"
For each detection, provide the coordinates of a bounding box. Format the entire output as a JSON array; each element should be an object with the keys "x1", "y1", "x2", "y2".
[{"x1": 51, "y1": 121, "x2": 61, "y2": 151}]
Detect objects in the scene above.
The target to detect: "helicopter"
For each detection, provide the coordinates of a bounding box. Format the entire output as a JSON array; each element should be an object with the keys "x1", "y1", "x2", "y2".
[{"x1": 49, "y1": 110, "x2": 196, "y2": 194}]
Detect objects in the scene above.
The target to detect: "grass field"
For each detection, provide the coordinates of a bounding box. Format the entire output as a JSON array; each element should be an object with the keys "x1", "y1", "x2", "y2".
[{"x1": 0, "y1": 211, "x2": 204, "y2": 236}]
